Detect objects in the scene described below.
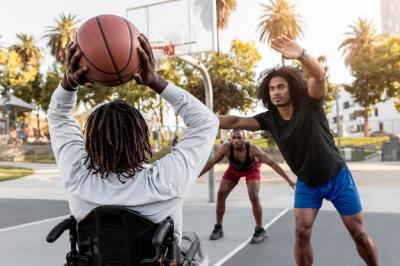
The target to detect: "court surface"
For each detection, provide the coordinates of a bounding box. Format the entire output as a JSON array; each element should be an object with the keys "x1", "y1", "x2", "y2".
[
  {"x1": 0, "y1": 199, "x2": 399, "y2": 265},
  {"x1": 1, "y1": 161, "x2": 399, "y2": 265}
]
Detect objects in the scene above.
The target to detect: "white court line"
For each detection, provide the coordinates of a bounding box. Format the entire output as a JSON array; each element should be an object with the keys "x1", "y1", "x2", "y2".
[
  {"x1": 0, "y1": 215, "x2": 69, "y2": 233},
  {"x1": 213, "y1": 208, "x2": 290, "y2": 266}
]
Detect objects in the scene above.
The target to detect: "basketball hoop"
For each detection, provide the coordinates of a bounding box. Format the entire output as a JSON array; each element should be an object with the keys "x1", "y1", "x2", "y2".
[{"x1": 151, "y1": 42, "x2": 175, "y2": 71}]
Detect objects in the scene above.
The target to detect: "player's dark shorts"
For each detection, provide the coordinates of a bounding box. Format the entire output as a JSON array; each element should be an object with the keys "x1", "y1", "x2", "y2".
[
  {"x1": 294, "y1": 165, "x2": 362, "y2": 216},
  {"x1": 222, "y1": 161, "x2": 261, "y2": 184}
]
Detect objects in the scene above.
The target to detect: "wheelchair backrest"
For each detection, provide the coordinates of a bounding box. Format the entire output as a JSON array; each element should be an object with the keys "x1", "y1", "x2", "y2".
[{"x1": 76, "y1": 205, "x2": 174, "y2": 266}]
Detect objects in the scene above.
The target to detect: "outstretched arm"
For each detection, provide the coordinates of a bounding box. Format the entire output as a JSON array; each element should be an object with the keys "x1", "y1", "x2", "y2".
[
  {"x1": 218, "y1": 116, "x2": 261, "y2": 131},
  {"x1": 251, "y1": 145, "x2": 295, "y2": 189},
  {"x1": 199, "y1": 144, "x2": 230, "y2": 177},
  {"x1": 270, "y1": 35, "x2": 327, "y2": 100}
]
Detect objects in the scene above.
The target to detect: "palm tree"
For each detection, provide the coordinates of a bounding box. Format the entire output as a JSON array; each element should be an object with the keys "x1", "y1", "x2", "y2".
[
  {"x1": 10, "y1": 33, "x2": 41, "y2": 66},
  {"x1": 339, "y1": 18, "x2": 377, "y2": 137},
  {"x1": 45, "y1": 13, "x2": 79, "y2": 64},
  {"x1": 338, "y1": 17, "x2": 376, "y2": 67},
  {"x1": 257, "y1": 0, "x2": 303, "y2": 65},
  {"x1": 8, "y1": 33, "x2": 42, "y2": 143},
  {"x1": 217, "y1": 0, "x2": 237, "y2": 53}
]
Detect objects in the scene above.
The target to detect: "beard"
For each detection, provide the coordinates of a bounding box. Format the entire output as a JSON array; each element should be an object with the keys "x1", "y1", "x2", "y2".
[
  {"x1": 273, "y1": 98, "x2": 291, "y2": 107},
  {"x1": 233, "y1": 143, "x2": 244, "y2": 149}
]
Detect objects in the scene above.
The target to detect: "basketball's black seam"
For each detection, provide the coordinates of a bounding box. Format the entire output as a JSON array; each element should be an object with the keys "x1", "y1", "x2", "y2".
[
  {"x1": 87, "y1": 65, "x2": 141, "y2": 83},
  {"x1": 115, "y1": 18, "x2": 134, "y2": 73},
  {"x1": 79, "y1": 51, "x2": 117, "y2": 75},
  {"x1": 96, "y1": 17, "x2": 123, "y2": 85}
]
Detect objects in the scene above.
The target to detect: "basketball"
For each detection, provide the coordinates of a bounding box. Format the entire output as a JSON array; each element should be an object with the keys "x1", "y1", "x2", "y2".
[{"x1": 76, "y1": 14, "x2": 141, "y2": 87}]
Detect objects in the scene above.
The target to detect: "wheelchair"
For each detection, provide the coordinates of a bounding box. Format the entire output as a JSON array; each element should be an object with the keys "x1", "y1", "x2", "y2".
[{"x1": 46, "y1": 205, "x2": 200, "y2": 266}]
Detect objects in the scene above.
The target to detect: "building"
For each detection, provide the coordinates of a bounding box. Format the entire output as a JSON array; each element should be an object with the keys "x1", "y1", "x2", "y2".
[
  {"x1": 381, "y1": 0, "x2": 400, "y2": 34},
  {"x1": 327, "y1": 88, "x2": 400, "y2": 137}
]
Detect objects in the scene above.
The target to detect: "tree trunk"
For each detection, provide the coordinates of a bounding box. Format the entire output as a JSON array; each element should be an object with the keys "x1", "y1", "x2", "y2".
[{"x1": 363, "y1": 108, "x2": 369, "y2": 137}]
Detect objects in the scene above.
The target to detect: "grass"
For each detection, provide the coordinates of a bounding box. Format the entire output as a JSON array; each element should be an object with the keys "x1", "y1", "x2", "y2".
[
  {"x1": 246, "y1": 136, "x2": 389, "y2": 150},
  {"x1": 0, "y1": 137, "x2": 388, "y2": 165},
  {"x1": 0, "y1": 166, "x2": 34, "y2": 181},
  {"x1": 334, "y1": 136, "x2": 389, "y2": 150}
]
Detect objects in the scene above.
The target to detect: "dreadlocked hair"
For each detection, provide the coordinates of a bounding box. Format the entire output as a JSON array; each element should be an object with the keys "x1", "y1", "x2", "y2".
[{"x1": 83, "y1": 100, "x2": 152, "y2": 183}]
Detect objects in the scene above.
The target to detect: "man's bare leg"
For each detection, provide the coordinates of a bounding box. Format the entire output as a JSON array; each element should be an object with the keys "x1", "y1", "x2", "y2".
[
  {"x1": 294, "y1": 208, "x2": 319, "y2": 266},
  {"x1": 216, "y1": 179, "x2": 236, "y2": 224},
  {"x1": 210, "y1": 179, "x2": 236, "y2": 240},
  {"x1": 247, "y1": 180, "x2": 262, "y2": 227},
  {"x1": 341, "y1": 212, "x2": 378, "y2": 266}
]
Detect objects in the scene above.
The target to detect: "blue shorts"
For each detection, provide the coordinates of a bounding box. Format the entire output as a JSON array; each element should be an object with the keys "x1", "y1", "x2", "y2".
[{"x1": 294, "y1": 165, "x2": 362, "y2": 216}]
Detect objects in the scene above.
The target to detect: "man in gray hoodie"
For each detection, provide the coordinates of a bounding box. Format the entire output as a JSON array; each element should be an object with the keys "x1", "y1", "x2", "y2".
[{"x1": 47, "y1": 34, "x2": 218, "y2": 265}]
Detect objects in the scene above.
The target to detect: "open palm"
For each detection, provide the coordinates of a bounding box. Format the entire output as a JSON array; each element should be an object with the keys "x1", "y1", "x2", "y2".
[{"x1": 270, "y1": 35, "x2": 303, "y2": 60}]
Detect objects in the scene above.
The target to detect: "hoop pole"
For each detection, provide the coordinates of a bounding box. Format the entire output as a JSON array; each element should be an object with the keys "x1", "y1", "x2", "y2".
[{"x1": 178, "y1": 55, "x2": 215, "y2": 203}]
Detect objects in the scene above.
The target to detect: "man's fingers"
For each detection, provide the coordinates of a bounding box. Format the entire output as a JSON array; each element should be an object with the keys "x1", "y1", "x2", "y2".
[
  {"x1": 74, "y1": 66, "x2": 88, "y2": 81},
  {"x1": 133, "y1": 73, "x2": 144, "y2": 84},
  {"x1": 66, "y1": 42, "x2": 77, "y2": 65},
  {"x1": 67, "y1": 41, "x2": 75, "y2": 50},
  {"x1": 137, "y1": 46, "x2": 151, "y2": 69},
  {"x1": 270, "y1": 42, "x2": 284, "y2": 53},
  {"x1": 276, "y1": 35, "x2": 286, "y2": 43},
  {"x1": 138, "y1": 35, "x2": 155, "y2": 66},
  {"x1": 69, "y1": 49, "x2": 81, "y2": 71},
  {"x1": 271, "y1": 39, "x2": 284, "y2": 49},
  {"x1": 140, "y1": 34, "x2": 155, "y2": 61},
  {"x1": 282, "y1": 35, "x2": 292, "y2": 43},
  {"x1": 276, "y1": 35, "x2": 290, "y2": 47}
]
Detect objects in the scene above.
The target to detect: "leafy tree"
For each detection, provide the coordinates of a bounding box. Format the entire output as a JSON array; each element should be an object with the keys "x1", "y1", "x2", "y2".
[
  {"x1": 341, "y1": 26, "x2": 400, "y2": 135},
  {"x1": 8, "y1": 34, "x2": 42, "y2": 104},
  {"x1": 217, "y1": 0, "x2": 237, "y2": 52},
  {"x1": 372, "y1": 35, "x2": 400, "y2": 108},
  {"x1": 339, "y1": 17, "x2": 377, "y2": 68},
  {"x1": 10, "y1": 34, "x2": 41, "y2": 66},
  {"x1": 345, "y1": 44, "x2": 383, "y2": 137},
  {"x1": 181, "y1": 39, "x2": 261, "y2": 114},
  {"x1": 39, "y1": 69, "x2": 62, "y2": 111},
  {"x1": 257, "y1": 0, "x2": 303, "y2": 65},
  {"x1": 0, "y1": 50, "x2": 38, "y2": 89},
  {"x1": 45, "y1": 13, "x2": 79, "y2": 65}
]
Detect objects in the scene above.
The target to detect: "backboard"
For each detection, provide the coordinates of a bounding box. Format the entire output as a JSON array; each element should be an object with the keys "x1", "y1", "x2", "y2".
[{"x1": 126, "y1": 0, "x2": 217, "y2": 57}]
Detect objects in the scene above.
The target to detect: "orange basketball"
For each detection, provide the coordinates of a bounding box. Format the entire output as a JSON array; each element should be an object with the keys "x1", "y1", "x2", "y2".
[{"x1": 76, "y1": 14, "x2": 141, "y2": 87}]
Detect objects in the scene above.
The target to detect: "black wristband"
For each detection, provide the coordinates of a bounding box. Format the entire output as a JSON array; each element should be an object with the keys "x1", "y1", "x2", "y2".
[{"x1": 297, "y1": 48, "x2": 306, "y2": 61}]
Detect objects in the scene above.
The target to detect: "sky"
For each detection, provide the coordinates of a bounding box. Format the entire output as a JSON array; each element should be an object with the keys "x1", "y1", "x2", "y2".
[{"x1": 0, "y1": 0, "x2": 382, "y2": 84}]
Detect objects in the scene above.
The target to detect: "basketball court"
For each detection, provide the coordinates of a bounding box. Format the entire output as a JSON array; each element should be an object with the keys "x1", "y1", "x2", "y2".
[
  {"x1": 1, "y1": 1, "x2": 399, "y2": 265},
  {"x1": 1, "y1": 161, "x2": 399, "y2": 265},
  {"x1": 1, "y1": 199, "x2": 399, "y2": 265}
]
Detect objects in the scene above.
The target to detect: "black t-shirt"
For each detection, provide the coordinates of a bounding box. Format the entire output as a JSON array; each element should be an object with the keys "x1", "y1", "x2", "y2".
[{"x1": 254, "y1": 94, "x2": 344, "y2": 187}]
